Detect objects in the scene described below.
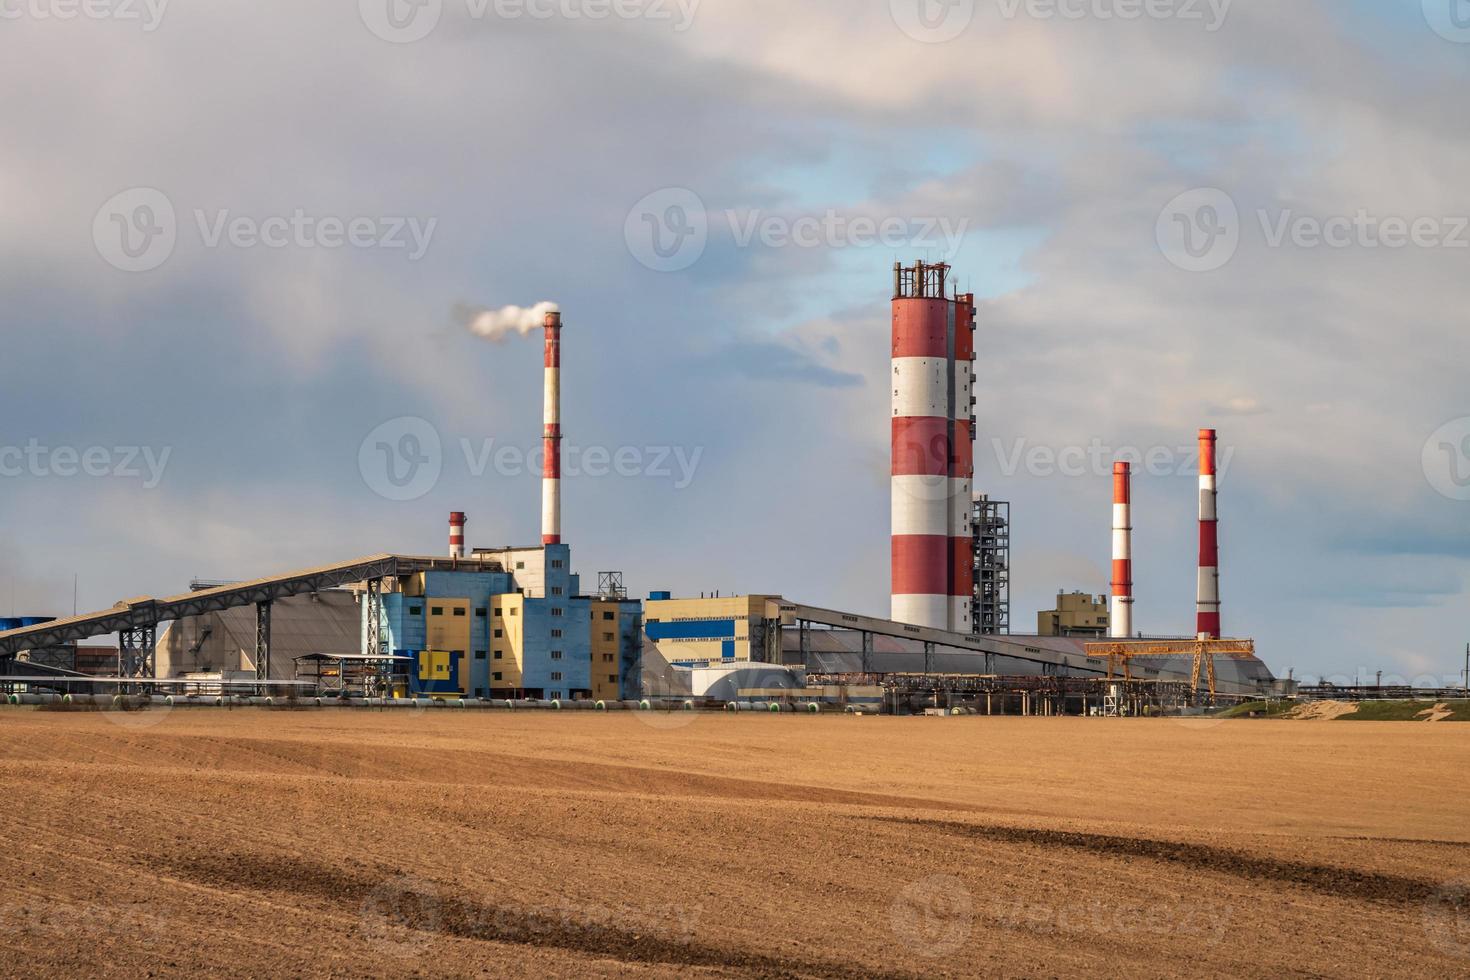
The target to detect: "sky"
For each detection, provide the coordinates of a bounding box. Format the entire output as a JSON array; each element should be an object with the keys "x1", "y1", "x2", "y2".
[{"x1": 1, "y1": 0, "x2": 1467, "y2": 685}]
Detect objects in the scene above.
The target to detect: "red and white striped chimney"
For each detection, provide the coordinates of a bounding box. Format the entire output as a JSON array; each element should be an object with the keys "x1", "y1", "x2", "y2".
[
  {"x1": 890, "y1": 261, "x2": 974, "y2": 632},
  {"x1": 1197, "y1": 428, "x2": 1221, "y2": 638},
  {"x1": 542, "y1": 311, "x2": 562, "y2": 546},
  {"x1": 1110, "y1": 462, "x2": 1133, "y2": 638},
  {"x1": 449, "y1": 511, "x2": 467, "y2": 559}
]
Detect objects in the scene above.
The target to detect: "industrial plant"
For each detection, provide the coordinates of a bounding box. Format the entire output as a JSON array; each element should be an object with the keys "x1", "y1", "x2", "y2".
[{"x1": 0, "y1": 263, "x2": 1287, "y2": 715}]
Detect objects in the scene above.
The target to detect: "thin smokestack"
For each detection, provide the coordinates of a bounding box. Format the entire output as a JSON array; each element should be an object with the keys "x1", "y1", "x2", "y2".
[
  {"x1": 1197, "y1": 428, "x2": 1221, "y2": 638},
  {"x1": 1110, "y1": 462, "x2": 1133, "y2": 638},
  {"x1": 449, "y1": 511, "x2": 467, "y2": 560},
  {"x1": 542, "y1": 311, "x2": 562, "y2": 546}
]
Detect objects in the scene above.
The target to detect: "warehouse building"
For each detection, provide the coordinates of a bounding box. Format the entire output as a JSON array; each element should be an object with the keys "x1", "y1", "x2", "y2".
[{"x1": 156, "y1": 590, "x2": 360, "y2": 680}]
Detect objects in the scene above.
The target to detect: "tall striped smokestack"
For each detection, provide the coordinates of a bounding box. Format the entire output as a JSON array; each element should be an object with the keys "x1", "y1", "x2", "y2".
[
  {"x1": 449, "y1": 511, "x2": 467, "y2": 559},
  {"x1": 1110, "y1": 462, "x2": 1133, "y2": 638},
  {"x1": 542, "y1": 311, "x2": 562, "y2": 546},
  {"x1": 890, "y1": 261, "x2": 974, "y2": 631},
  {"x1": 1197, "y1": 428, "x2": 1221, "y2": 638}
]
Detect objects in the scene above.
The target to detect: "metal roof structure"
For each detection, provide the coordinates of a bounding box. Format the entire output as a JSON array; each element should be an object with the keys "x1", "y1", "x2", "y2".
[
  {"x1": 778, "y1": 602, "x2": 1275, "y2": 697},
  {"x1": 0, "y1": 553, "x2": 513, "y2": 661}
]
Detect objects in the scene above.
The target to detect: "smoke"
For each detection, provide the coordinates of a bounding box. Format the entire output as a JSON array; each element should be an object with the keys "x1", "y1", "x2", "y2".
[{"x1": 456, "y1": 301, "x2": 560, "y2": 342}]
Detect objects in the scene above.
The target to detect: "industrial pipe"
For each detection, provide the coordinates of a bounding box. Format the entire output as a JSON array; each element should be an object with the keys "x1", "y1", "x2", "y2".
[
  {"x1": 542, "y1": 310, "x2": 562, "y2": 546},
  {"x1": 1110, "y1": 461, "x2": 1134, "y2": 638},
  {"x1": 449, "y1": 511, "x2": 467, "y2": 559},
  {"x1": 1197, "y1": 429, "x2": 1221, "y2": 638}
]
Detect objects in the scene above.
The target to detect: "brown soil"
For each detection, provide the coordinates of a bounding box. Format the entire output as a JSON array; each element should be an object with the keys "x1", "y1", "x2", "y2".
[{"x1": 1, "y1": 710, "x2": 1468, "y2": 977}]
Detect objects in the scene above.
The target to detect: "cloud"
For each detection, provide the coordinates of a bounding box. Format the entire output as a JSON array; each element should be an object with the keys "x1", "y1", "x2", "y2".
[
  {"x1": 1206, "y1": 397, "x2": 1268, "y2": 417},
  {"x1": 701, "y1": 339, "x2": 863, "y2": 388}
]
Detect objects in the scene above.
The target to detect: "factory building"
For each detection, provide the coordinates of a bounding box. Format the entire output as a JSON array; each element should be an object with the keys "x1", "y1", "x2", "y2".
[
  {"x1": 590, "y1": 596, "x2": 643, "y2": 701},
  {"x1": 890, "y1": 261, "x2": 975, "y2": 632},
  {"x1": 357, "y1": 309, "x2": 641, "y2": 702},
  {"x1": 1037, "y1": 592, "x2": 1110, "y2": 637},
  {"x1": 369, "y1": 543, "x2": 640, "y2": 701},
  {"x1": 642, "y1": 594, "x2": 784, "y2": 666},
  {"x1": 639, "y1": 591, "x2": 1278, "y2": 704}
]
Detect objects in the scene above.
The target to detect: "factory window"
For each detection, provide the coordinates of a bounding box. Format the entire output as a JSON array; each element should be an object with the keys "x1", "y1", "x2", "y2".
[
  {"x1": 493, "y1": 651, "x2": 503, "y2": 660},
  {"x1": 493, "y1": 672, "x2": 502, "y2": 681},
  {"x1": 608, "y1": 675, "x2": 617, "y2": 684},
  {"x1": 493, "y1": 606, "x2": 502, "y2": 616},
  {"x1": 509, "y1": 608, "x2": 518, "y2": 617},
  {"x1": 550, "y1": 672, "x2": 563, "y2": 682},
  {"x1": 551, "y1": 608, "x2": 562, "y2": 617},
  {"x1": 601, "y1": 611, "x2": 614, "y2": 621},
  {"x1": 550, "y1": 691, "x2": 562, "y2": 699},
  {"x1": 453, "y1": 608, "x2": 466, "y2": 617},
  {"x1": 551, "y1": 651, "x2": 563, "y2": 660},
  {"x1": 408, "y1": 605, "x2": 422, "y2": 616},
  {"x1": 493, "y1": 628, "x2": 503, "y2": 638},
  {"x1": 551, "y1": 629, "x2": 563, "y2": 638},
  {"x1": 551, "y1": 560, "x2": 563, "y2": 569},
  {"x1": 431, "y1": 607, "x2": 443, "y2": 616},
  {"x1": 475, "y1": 651, "x2": 486, "y2": 661},
  {"x1": 475, "y1": 608, "x2": 486, "y2": 618},
  {"x1": 602, "y1": 632, "x2": 614, "y2": 642},
  {"x1": 516, "y1": 561, "x2": 525, "y2": 569},
  {"x1": 602, "y1": 653, "x2": 614, "y2": 663},
  {"x1": 551, "y1": 586, "x2": 563, "y2": 596}
]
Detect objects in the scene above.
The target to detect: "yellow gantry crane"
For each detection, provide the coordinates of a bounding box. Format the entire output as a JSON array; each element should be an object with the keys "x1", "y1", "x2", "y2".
[{"x1": 1083, "y1": 638, "x2": 1256, "y2": 698}]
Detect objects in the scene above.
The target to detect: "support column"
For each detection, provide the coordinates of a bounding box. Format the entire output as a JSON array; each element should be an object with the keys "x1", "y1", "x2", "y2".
[
  {"x1": 119, "y1": 624, "x2": 156, "y2": 683},
  {"x1": 365, "y1": 579, "x2": 383, "y2": 697},
  {"x1": 255, "y1": 601, "x2": 272, "y2": 694}
]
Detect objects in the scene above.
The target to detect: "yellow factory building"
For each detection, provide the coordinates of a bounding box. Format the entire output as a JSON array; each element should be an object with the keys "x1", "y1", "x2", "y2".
[{"x1": 642, "y1": 594, "x2": 784, "y2": 665}]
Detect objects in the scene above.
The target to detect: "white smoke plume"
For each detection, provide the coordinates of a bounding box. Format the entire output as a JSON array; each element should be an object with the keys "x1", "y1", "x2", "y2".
[{"x1": 456, "y1": 301, "x2": 560, "y2": 342}]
